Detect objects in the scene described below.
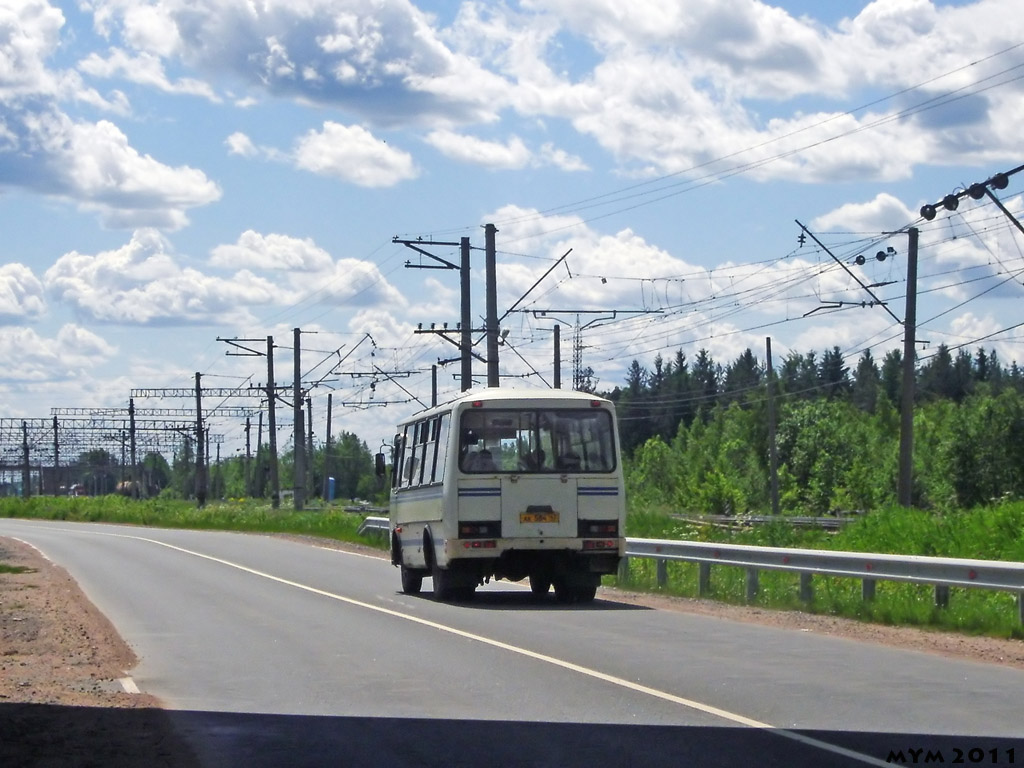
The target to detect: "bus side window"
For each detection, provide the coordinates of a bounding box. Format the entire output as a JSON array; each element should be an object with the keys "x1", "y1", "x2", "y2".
[
  {"x1": 432, "y1": 414, "x2": 450, "y2": 484},
  {"x1": 391, "y1": 433, "x2": 404, "y2": 489},
  {"x1": 415, "y1": 419, "x2": 429, "y2": 486},
  {"x1": 401, "y1": 424, "x2": 418, "y2": 487}
]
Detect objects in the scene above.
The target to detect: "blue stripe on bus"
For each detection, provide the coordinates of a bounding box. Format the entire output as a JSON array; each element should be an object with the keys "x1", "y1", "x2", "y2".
[
  {"x1": 458, "y1": 488, "x2": 502, "y2": 497},
  {"x1": 577, "y1": 487, "x2": 619, "y2": 496}
]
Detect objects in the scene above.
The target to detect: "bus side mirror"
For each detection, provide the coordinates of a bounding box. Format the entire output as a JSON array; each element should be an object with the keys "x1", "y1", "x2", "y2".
[{"x1": 375, "y1": 452, "x2": 386, "y2": 478}]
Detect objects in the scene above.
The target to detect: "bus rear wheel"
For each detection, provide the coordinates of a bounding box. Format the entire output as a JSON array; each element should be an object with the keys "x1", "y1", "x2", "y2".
[
  {"x1": 401, "y1": 565, "x2": 423, "y2": 595},
  {"x1": 553, "y1": 578, "x2": 598, "y2": 604},
  {"x1": 529, "y1": 575, "x2": 551, "y2": 597},
  {"x1": 431, "y1": 558, "x2": 455, "y2": 602}
]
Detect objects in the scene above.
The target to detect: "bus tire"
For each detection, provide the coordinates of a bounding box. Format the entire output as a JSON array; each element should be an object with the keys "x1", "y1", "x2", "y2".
[
  {"x1": 431, "y1": 558, "x2": 455, "y2": 601},
  {"x1": 574, "y1": 583, "x2": 597, "y2": 603},
  {"x1": 529, "y1": 575, "x2": 551, "y2": 597},
  {"x1": 401, "y1": 565, "x2": 423, "y2": 595}
]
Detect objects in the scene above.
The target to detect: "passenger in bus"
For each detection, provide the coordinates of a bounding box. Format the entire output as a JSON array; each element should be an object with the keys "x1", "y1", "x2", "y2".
[
  {"x1": 468, "y1": 448, "x2": 497, "y2": 472},
  {"x1": 477, "y1": 448, "x2": 497, "y2": 473},
  {"x1": 520, "y1": 448, "x2": 546, "y2": 471},
  {"x1": 557, "y1": 451, "x2": 581, "y2": 471}
]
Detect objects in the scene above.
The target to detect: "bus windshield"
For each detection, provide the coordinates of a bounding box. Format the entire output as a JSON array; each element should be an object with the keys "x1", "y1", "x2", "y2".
[{"x1": 458, "y1": 408, "x2": 616, "y2": 474}]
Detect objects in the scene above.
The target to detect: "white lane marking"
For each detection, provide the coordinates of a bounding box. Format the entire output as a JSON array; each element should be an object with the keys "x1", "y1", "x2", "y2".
[
  {"x1": 313, "y1": 545, "x2": 384, "y2": 561},
  {"x1": 2, "y1": 523, "x2": 886, "y2": 767},
  {"x1": 112, "y1": 531, "x2": 888, "y2": 767},
  {"x1": 8, "y1": 537, "x2": 55, "y2": 563},
  {"x1": 119, "y1": 677, "x2": 141, "y2": 694}
]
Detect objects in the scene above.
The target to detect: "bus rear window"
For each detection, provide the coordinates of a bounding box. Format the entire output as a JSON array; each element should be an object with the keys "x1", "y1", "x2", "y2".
[{"x1": 458, "y1": 408, "x2": 615, "y2": 474}]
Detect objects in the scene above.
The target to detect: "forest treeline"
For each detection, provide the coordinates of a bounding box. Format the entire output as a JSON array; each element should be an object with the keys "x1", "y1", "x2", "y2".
[{"x1": 606, "y1": 344, "x2": 1024, "y2": 515}]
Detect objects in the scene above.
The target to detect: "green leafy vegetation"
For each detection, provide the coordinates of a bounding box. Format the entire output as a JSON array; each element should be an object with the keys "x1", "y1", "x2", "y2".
[
  {"x1": 616, "y1": 344, "x2": 1024, "y2": 515},
  {"x1": 0, "y1": 496, "x2": 388, "y2": 548}
]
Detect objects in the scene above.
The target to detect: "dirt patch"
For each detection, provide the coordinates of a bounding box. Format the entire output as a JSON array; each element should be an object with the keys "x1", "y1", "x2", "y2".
[{"x1": 0, "y1": 537, "x2": 199, "y2": 766}]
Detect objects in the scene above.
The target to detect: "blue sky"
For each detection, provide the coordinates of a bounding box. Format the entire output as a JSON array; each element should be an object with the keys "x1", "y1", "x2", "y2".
[{"x1": 1, "y1": 0, "x2": 1023, "y2": 461}]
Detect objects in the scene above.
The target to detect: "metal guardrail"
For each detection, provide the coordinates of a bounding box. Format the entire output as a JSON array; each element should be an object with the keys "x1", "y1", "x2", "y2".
[
  {"x1": 623, "y1": 538, "x2": 1024, "y2": 624},
  {"x1": 357, "y1": 516, "x2": 1024, "y2": 622},
  {"x1": 357, "y1": 516, "x2": 390, "y2": 536}
]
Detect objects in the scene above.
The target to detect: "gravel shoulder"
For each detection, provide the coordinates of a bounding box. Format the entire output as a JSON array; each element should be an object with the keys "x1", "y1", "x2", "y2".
[
  {"x1": 2, "y1": 533, "x2": 1022, "y2": 766},
  {"x1": 0, "y1": 537, "x2": 199, "y2": 767}
]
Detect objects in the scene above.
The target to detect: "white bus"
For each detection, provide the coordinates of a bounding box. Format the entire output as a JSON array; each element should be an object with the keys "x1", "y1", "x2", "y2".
[{"x1": 386, "y1": 388, "x2": 626, "y2": 603}]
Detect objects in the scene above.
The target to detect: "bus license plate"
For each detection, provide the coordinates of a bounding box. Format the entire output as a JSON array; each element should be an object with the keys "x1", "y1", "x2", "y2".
[{"x1": 520, "y1": 511, "x2": 559, "y2": 524}]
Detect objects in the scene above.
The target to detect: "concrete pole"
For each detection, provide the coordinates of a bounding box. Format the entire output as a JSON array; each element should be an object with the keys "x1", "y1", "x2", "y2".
[{"x1": 898, "y1": 228, "x2": 919, "y2": 507}]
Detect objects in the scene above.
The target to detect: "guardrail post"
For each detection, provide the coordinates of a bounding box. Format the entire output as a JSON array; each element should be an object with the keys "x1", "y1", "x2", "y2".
[
  {"x1": 799, "y1": 572, "x2": 813, "y2": 603},
  {"x1": 745, "y1": 567, "x2": 759, "y2": 603},
  {"x1": 656, "y1": 559, "x2": 668, "y2": 588},
  {"x1": 862, "y1": 578, "x2": 876, "y2": 602},
  {"x1": 935, "y1": 584, "x2": 950, "y2": 609},
  {"x1": 698, "y1": 562, "x2": 711, "y2": 597},
  {"x1": 617, "y1": 556, "x2": 630, "y2": 583},
  {"x1": 1019, "y1": 592, "x2": 1023, "y2": 626}
]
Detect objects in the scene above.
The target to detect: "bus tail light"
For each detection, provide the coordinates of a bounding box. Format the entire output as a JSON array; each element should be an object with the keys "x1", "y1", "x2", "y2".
[
  {"x1": 459, "y1": 522, "x2": 500, "y2": 538},
  {"x1": 582, "y1": 540, "x2": 617, "y2": 550},
  {"x1": 578, "y1": 520, "x2": 618, "y2": 537},
  {"x1": 463, "y1": 540, "x2": 497, "y2": 549}
]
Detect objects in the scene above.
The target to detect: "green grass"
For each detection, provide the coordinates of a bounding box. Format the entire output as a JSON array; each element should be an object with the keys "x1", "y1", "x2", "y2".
[
  {"x1": 0, "y1": 563, "x2": 33, "y2": 574},
  {"x1": 0, "y1": 496, "x2": 388, "y2": 549}
]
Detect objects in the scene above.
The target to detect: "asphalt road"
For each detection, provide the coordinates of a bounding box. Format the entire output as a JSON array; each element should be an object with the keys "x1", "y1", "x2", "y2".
[{"x1": 2, "y1": 518, "x2": 1021, "y2": 768}]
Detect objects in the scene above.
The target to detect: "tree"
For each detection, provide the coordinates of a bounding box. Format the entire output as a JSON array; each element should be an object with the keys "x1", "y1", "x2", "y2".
[
  {"x1": 818, "y1": 346, "x2": 850, "y2": 399},
  {"x1": 880, "y1": 349, "x2": 902, "y2": 406},
  {"x1": 780, "y1": 351, "x2": 818, "y2": 398},
  {"x1": 690, "y1": 349, "x2": 718, "y2": 413},
  {"x1": 721, "y1": 348, "x2": 761, "y2": 405},
  {"x1": 851, "y1": 349, "x2": 880, "y2": 413},
  {"x1": 141, "y1": 452, "x2": 171, "y2": 495},
  {"x1": 918, "y1": 344, "x2": 959, "y2": 401},
  {"x1": 75, "y1": 450, "x2": 118, "y2": 495}
]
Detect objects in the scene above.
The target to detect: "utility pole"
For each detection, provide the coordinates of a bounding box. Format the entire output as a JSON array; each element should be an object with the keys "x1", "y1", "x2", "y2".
[
  {"x1": 306, "y1": 395, "x2": 314, "y2": 499},
  {"x1": 195, "y1": 372, "x2": 206, "y2": 507},
  {"x1": 898, "y1": 228, "x2": 919, "y2": 507},
  {"x1": 293, "y1": 327, "x2": 305, "y2": 510},
  {"x1": 52, "y1": 416, "x2": 59, "y2": 497},
  {"x1": 266, "y1": 337, "x2": 280, "y2": 508},
  {"x1": 460, "y1": 237, "x2": 472, "y2": 391},
  {"x1": 485, "y1": 223, "x2": 499, "y2": 388},
  {"x1": 21, "y1": 421, "x2": 30, "y2": 499},
  {"x1": 129, "y1": 398, "x2": 138, "y2": 493},
  {"x1": 244, "y1": 416, "x2": 252, "y2": 498},
  {"x1": 766, "y1": 337, "x2": 780, "y2": 516},
  {"x1": 322, "y1": 393, "x2": 333, "y2": 502},
  {"x1": 553, "y1": 324, "x2": 562, "y2": 389},
  {"x1": 396, "y1": 236, "x2": 477, "y2": 392}
]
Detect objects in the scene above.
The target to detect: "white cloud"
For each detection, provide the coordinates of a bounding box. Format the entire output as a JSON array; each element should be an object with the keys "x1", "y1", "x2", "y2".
[
  {"x1": 210, "y1": 231, "x2": 334, "y2": 272},
  {"x1": 0, "y1": 324, "x2": 117, "y2": 382},
  {"x1": 812, "y1": 193, "x2": 914, "y2": 233},
  {"x1": 426, "y1": 129, "x2": 531, "y2": 169},
  {"x1": 225, "y1": 131, "x2": 258, "y2": 157},
  {"x1": 289, "y1": 257, "x2": 408, "y2": 309},
  {"x1": 0, "y1": 108, "x2": 221, "y2": 229},
  {"x1": 0, "y1": 263, "x2": 46, "y2": 321},
  {"x1": 83, "y1": 0, "x2": 504, "y2": 124},
  {"x1": 43, "y1": 229, "x2": 271, "y2": 326},
  {"x1": 293, "y1": 121, "x2": 418, "y2": 186},
  {"x1": 78, "y1": 48, "x2": 219, "y2": 101},
  {"x1": 0, "y1": 0, "x2": 65, "y2": 99}
]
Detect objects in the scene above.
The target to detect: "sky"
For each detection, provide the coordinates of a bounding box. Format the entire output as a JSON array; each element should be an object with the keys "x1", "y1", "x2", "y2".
[{"x1": 2, "y1": 0, "x2": 1023, "y2": 466}]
